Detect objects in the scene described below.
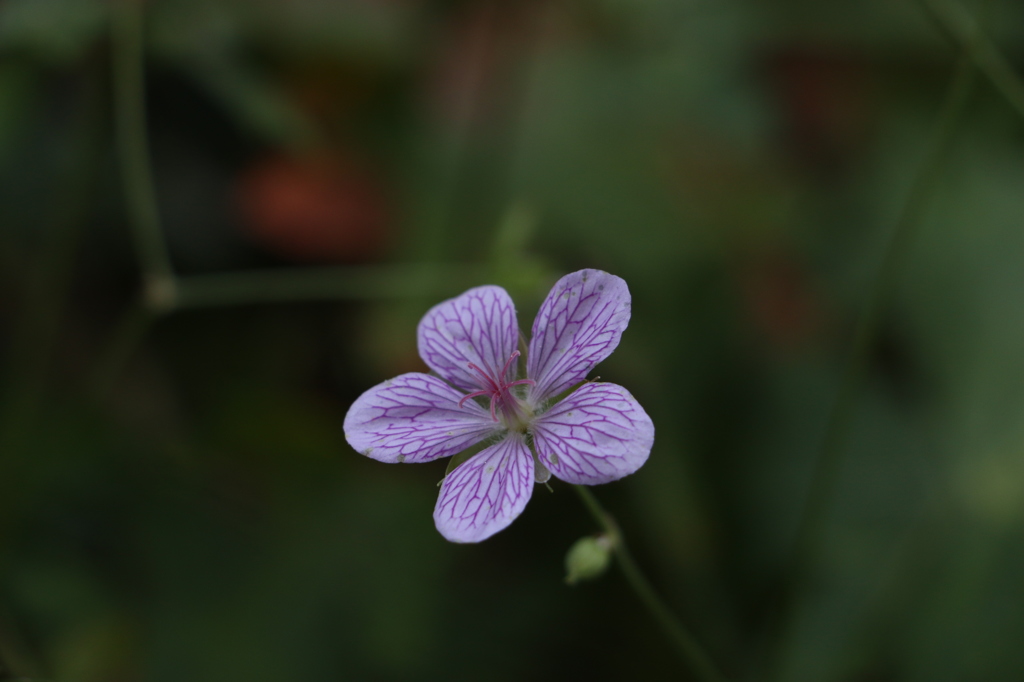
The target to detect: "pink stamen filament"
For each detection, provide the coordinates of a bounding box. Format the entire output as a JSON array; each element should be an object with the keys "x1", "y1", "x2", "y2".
[
  {"x1": 499, "y1": 351, "x2": 521, "y2": 382},
  {"x1": 466, "y1": 361, "x2": 500, "y2": 392},
  {"x1": 457, "y1": 351, "x2": 535, "y2": 424}
]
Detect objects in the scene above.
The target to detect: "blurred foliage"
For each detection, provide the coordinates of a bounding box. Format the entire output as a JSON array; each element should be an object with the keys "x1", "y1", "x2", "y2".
[{"x1": 2, "y1": 0, "x2": 1024, "y2": 680}]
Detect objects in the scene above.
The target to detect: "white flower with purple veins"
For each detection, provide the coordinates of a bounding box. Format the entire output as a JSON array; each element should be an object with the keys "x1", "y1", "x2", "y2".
[{"x1": 344, "y1": 269, "x2": 654, "y2": 543}]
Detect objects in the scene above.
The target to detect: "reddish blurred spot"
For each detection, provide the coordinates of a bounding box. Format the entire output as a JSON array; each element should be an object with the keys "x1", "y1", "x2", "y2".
[
  {"x1": 235, "y1": 153, "x2": 390, "y2": 263},
  {"x1": 769, "y1": 48, "x2": 874, "y2": 174},
  {"x1": 739, "y1": 254, "x2": 824, "y2": 352}
]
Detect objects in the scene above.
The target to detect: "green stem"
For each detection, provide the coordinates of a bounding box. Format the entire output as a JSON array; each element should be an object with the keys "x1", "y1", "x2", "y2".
[
  {"x1": 111, "y1": 0, "x2": 174, "y2": 291},
  {"x1": 574, "y1": 486, "x2": 727, "y2": 682},
  {"x1": 171, "y1": 263, "x2": 489, "y2": 309},
  {"x1": 104, "y1": 0, "x2": 490, "y2": 387},
  {"x1": 768, "y1": 43, "x2": 977, "y2": 682},
  {"x1": 921, "y1": 0, "x2": 1024, "y2": 119}
]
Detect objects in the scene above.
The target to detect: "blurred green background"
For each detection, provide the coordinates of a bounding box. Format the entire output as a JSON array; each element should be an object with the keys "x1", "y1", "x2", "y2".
[{"x1": 2, "y1": 0, "x2": 1024, "y2": 680}]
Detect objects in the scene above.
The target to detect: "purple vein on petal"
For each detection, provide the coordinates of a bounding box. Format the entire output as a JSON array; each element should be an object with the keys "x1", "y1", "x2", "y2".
[
  {"x1": 418, "y1": 285, "x2": 519, "y2": 392},
  {"x1": 434, "y1": 433, "x2": 533, "y2": 543},
  {"x1": 344, "y1": 372, "x2": 501, "y2": 464},
  {"x1": 527, "y1": 270, "x2": 631, "y2": 403},
  {"x1": 531, "y1": 382, "x2": 653, "y2": 485}
]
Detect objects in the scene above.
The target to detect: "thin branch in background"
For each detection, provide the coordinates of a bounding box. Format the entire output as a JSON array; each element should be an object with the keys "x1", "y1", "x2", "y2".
[
  {"x1": 98, "y1": 0, "x2": 169, "y2": 400},
  {"x1": 171, "y1": 263, "x2": 489, "y2": 309},
  {"x1": 921, "y1": 0, "x2": 1024, "y2": 118},
  {"x1": 111, "y1": 0, "x2": 175, "y2": 298},
  {"x1": 766, "y1": 35, "x2": 980, "y2": 682},
  {"x1": 103, "y1": 0, "x2": 491, "y2": 393},
  {"x1": 574, "y1": 486, "x2": 728, "y2": 682}
]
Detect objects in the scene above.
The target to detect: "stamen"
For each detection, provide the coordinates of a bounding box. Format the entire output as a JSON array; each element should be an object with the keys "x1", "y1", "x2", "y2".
[
  {"x1": 466, "y1": 361, "x2": 499, "y2": 391},
  {"x1": 457, "y1": 350, "x2": 531, "y2": 427},
  {"x1": 499, "y1": 350, "x2": 521, "y2": 382}
]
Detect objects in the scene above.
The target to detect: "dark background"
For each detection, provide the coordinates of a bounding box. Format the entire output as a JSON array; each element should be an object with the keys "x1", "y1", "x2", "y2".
[{"x1": 2, "y1": 0, "x2": 1024, "y2": 680}]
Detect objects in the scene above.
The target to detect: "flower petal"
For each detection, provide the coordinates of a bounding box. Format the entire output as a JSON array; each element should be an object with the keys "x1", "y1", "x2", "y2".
[
  {"x1": 531, "y1": 382, "x2": 653, "y2": 485},
  {"x1": 527, "y1": 269, "x2": 631, "y2": 402},
  {"x1": 418, "y1": 285, "x2": 519, "y2": 392},
  {"x1": 434, "y1": 434, "x2": 534, "y2": 543},
  {"x1": 344, "y1": 373, "x2": 500, "y2": 464}
]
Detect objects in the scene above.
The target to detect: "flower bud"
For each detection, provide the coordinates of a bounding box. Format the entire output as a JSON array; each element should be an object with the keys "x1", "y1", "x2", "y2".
[{"x1": 564, "y1": 534, "x2": 613, "y2": 585}]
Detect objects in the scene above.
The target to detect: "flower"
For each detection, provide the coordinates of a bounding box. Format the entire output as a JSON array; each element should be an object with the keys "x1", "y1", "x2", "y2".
[{"x1": 344, "y1": 269, "x2": 654, "y2": 542}]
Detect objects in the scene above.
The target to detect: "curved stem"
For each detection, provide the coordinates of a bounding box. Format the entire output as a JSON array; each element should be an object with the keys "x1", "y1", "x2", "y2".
[
  {"x1": 574, "y1": 486, "x2": 727, "y2": 682},
  {"x1": 921, "y1": 0, "x2": 1024, "y2": 119},
  {"x1": 112, "y1": 0, "x2": 174, "y2": 290},
  {"x1": 768, "y1": 40, "x2": 978, "y2": 682}
]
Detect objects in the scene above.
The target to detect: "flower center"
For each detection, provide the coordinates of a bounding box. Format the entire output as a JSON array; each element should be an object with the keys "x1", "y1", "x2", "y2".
[{"x1": 458, "y1": 350, "x2": 535, "y2": 431}]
